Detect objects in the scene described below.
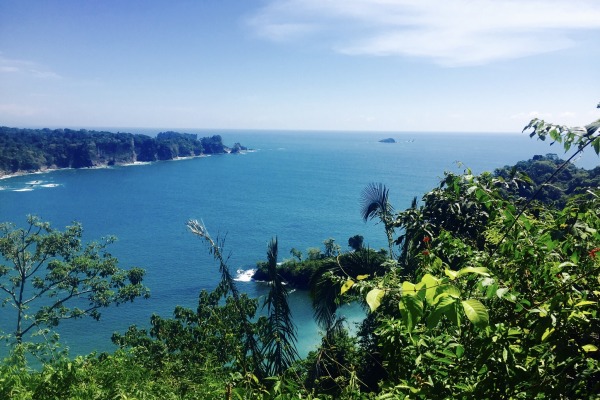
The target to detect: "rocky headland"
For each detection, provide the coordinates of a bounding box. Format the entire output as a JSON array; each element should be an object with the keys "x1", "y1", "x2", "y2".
[{"x1": 0, "y1": 126, "x2": 247, "y2": 179}]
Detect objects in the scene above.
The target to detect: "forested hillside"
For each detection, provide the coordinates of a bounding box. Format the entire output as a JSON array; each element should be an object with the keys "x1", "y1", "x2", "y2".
[
  {"x1": 0, "y1": 127, "x2": 246, "y2": 177},
  {"x1": 494, "y1": 153, "x2": 600, "y2": 208}
]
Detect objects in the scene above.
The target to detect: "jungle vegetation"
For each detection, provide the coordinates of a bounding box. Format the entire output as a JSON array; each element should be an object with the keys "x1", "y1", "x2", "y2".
[
  {"x1": 0, "y1": 110, "x2": 599, "y2": 399},
  {"x1": 0, "y1": 126, "x2": 247, "y2": 177}
]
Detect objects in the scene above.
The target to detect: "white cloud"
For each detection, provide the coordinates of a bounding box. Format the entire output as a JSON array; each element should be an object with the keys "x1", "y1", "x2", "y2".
[
  {"x1": 248, "y1": 0, "x2": 600, "y2": 66},
  {"x1": 0, "y1": 56, "x2": 61, "y2": 79}
]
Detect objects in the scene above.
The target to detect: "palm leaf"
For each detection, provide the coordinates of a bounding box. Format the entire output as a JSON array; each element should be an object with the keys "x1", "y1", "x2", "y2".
[{"x1": 360, "y1": 182, "x2": 393, "y2": 222}]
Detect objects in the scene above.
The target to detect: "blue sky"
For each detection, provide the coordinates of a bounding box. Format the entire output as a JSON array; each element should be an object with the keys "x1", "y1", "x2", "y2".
[{"x1": 1, "y1": 0, "x2": 599, "y2": 133}]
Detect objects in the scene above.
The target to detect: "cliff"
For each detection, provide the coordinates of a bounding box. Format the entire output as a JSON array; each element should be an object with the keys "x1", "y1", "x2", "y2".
[{"x1": 0, "y1": 127, "x2": 247, "y2": 178}]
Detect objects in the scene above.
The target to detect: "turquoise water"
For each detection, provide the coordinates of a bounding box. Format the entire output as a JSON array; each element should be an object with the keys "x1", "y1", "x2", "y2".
[{"x1": 0, "y1": 130, "x2": 597, "y2": 357}]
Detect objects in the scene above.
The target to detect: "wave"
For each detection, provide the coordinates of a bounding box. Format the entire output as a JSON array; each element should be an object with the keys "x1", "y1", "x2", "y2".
[
  {"x1": 14, "y1": 188, "x2": 34, "y2": 192},
  {"x1": 234, "y1": 268, "x2": 256, "y2": 282}
]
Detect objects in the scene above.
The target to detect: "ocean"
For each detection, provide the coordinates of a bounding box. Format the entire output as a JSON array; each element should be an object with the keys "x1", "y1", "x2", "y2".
[{"x1": 0, "y1": 129, "x2": 598, "y2": 358}]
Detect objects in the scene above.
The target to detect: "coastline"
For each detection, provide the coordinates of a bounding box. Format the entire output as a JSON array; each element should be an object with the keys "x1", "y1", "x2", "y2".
[{"x1": 0, "y1": 152, "x2": 237, "y2": 181}]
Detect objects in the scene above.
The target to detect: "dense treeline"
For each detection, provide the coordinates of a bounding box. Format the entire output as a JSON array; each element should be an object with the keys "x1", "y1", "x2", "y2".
[
  {"x1": 1, "y1": 112, "x2": 599, "y2": 399},
  {"x1": 0, "y1": 126, "x2": 247, "y2": 177},
  {"x1": 494, "y1": 153, "x2": 600, "y2": 208}
]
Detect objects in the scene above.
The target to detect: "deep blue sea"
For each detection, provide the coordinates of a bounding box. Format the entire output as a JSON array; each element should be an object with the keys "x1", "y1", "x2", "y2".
[{"x1": 1, "y1": 130, "x2": 598, "y2": 358}]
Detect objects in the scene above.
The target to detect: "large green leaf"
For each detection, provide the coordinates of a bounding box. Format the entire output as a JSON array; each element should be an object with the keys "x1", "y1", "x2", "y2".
[
  {"x1": 399, "y1": 295, "x2": 424, "y2": 333},
  {"x1": 427, "y1": 295, "x2": 456, "y2": 328},
  {"x1": 421, "y1": 273, "x2": 441, "y2": 305},
  {"x1": 402, "y1": 280, "x2": 424, "y2": 295},
  {"x1": 461, "y1": 299, "x2": 489, "y2": 328},
  {"x1": 366, "y1": 288, "x2": 385, "y2": 312}
]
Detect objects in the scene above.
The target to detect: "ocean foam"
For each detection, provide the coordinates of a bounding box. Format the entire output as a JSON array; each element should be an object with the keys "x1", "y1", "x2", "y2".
[{"x1": 234, "y1": 268, "x2": 256, "y2": 282}]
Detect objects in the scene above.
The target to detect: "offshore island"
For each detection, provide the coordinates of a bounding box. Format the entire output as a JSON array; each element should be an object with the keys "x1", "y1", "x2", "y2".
[{"x1": 0, "y1": 126, "x2": 247, "y2": 179}]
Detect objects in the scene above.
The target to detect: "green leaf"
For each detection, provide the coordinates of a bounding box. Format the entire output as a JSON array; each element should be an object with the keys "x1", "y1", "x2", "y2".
[
  {"x1": 427, "y1": 295, "x2": 455, "y2": 328},
  {"x1": 575, "y1": 300, "x2": 597, "y2": 307},
  {"x1": 366, "y1": 288, "x2": 385, "y2": 312},
  {"x1": 542, "y1": 327, "x2": 555, "y2": 342},
  {"x1": 455, "y1": 344, "x2": 464, "y2": 359},
  {"x1": 445, "y1": 285, "x2": 461, "y2": 298},
  {"x1": 340, "y1": 279, "x2": 354, "y2": 295},
  {"x1": 444, "y1": 269, "x2": 459, "y2": 280},
  {"x1": 356, "y1": 274, "x2": 369, "y2": 281},
  {"x1": 461, "y1": 299, "x2": 489, "y2": 328},
  {"x1": 402, "y1": 281, "x2": 417, "y2": 295},
  {"x1": 421, "y1": 273, "x2": 441, "y2": 304},
  {"x1": 399, "y1": 295, "x2": 424, "y2": 333},
  {"x1": 402, "y1": 280, "x2": 424, "y2": 298},
  {"x1": 582, "y1": 344, "x2": 598, "y2": 352},
  {"x1": 457, "y1": 266, "x2": 490, "y2": 278}
]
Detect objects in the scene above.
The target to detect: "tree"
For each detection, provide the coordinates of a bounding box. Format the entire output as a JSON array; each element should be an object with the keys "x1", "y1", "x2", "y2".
[
  {"x1": 289, "y1": 247, "x2": 302, "y2": 262},
  {"x1": 307, "y1": 248, "x2": 322, "y2": 260},
  {"x1": 323, "y1": 238, "x2": 341, "y2": 258},
  {"x1": 361, "y1": 182, "x2": 395, "y2": 258},
  {"x1": 0, "y1": 216, "x2": 149, "y2": 344},
  {"x1": 348, "y1": 235, "x2": 364, "y2": 251},
  {"x1": 186, "y1": 219, "x2": 263, "y2": 376},
  {"x1": 261, "y1": 237, "x2": 298, "y2": 376}
]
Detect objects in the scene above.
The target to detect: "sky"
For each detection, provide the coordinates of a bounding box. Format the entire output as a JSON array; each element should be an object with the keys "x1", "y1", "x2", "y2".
[{"x1": 0, "y1": 0, "x2": 599, "y2": 133}]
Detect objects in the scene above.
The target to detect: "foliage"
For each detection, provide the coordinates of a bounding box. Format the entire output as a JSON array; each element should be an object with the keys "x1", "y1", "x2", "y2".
[
  {"x1": 348, "y1": 234, "x2": 364, "y2": 251},
  {"x1": 303, "y1": 320, "x2": 365, "y2": 398},
  {"x1": 309, "y1": 248, "x2": 388, "y2": 330},
  {"x1": 361, "y1": 182, "x2": 395, "y2": 258},
  {"x1": 323, "y1": 238, "x2": 341, "y2": 258},
  {"x1": 494, "y1": 153, "x2": 600, "y2": 208},
  {"x1": 337, "y1": 111, "x2": 600, "y2": 398},
  {"x1": 0, "y1": 215, "x2": 149, "y2": 345},
  {"x1": 289, "y1": 247, "x2": 303, "y2": 262},
  {"x1": 260, "y1": 237, "x2": 299, "y2": 376},
  {"x1": 0, "y1": 349, "x2": 235, "y2": 399},
  {"x1": 186, "y1": 219, "x2": 263, "y2": 375},
  {"x1": 0, "y1": 126, "x2": 241, "y2": 176}
]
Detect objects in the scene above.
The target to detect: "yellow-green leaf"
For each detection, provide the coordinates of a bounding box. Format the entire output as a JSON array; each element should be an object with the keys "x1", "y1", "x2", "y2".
[
  {"x1": 421, "y1": 273, "x2": 440, "y2": 304},
  {"x1": 582, "y1": 344, "x2": 598, "y2": 352},
  {"x1": 366, "y1": 288, "x2": 385, "y2": 312},
  {"x1": 341, "y1": 279, "x2": 354, "y2": 295},
  {"x1": 444, "y1": 269, "x2": 459, "y2": 280},
  {"x1": 356, "y1": 274, "x2": 369, "y2": 281},
  {"x1": 461, "y1": 299, "x2": 489, "y2": 328},
  {"x1": 575, "y1": 300, "x2": 597, "y2": 307},
  {"x1": 457, "y1": 266, "x2": 490, "y2": 278},
  {"x1": 542, "y1": 327, "x2": 555, "y2": 342},
  {"x1": 402, "y1": 281, "x2": 419, "y2": 296}
]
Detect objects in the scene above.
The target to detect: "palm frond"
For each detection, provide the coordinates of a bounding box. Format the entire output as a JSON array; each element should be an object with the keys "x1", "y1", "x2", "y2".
[
  {"x1": 262, "y1": 237, "x2": 299, "y2": 376},
  {"x1": 360, "y1": 182, "x2": 393, "y2": 222}
]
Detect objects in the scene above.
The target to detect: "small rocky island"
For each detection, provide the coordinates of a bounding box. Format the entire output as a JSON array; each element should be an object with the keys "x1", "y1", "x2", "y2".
[
  {"x1": 379, "y1": 138, "x2": 396, "y2": 143},
  {"x1": 0, "y1": 126, "x2": 247, "y2": 178}
]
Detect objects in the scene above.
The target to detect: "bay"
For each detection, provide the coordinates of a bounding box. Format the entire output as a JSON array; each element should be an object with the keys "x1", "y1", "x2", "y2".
[{"x1": 0, "y1": 130, "x2": 597, "y2": 357}]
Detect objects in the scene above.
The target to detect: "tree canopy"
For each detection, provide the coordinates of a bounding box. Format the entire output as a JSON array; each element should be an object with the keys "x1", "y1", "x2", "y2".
[
  {"x1": 0, "y1": 216, "x2": 149, "y2": 347},
  {"x1": 0, "y1": 126, "x2": 245, "y2": 177}
]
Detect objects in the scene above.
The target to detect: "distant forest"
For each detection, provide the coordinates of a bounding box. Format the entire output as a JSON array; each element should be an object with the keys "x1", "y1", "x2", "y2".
[
  {"x1": 494, "y1": 153, "x2": 600, "y2": 208},
  {"x1": 0, "y1": 126, "x2": 247, "y2": 177}
]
